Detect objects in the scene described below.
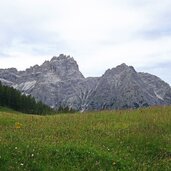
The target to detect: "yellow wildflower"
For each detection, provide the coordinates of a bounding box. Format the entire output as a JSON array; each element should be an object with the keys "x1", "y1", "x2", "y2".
[{"x1": 15, "y1": 122, "x2": 22, "y2": 129}]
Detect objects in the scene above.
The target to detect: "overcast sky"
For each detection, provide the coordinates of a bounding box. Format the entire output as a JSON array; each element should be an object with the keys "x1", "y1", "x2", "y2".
[{"x1": 0, "y1": 0, "x2": 171, "y2": 84}]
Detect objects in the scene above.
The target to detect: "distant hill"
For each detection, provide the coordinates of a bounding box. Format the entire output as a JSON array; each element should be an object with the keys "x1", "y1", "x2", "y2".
[
  {"x1": 0, "y1": 54, "x2": 171, "y2": 111},
  {"x1": 0, "y1": 81, "x2": 53, "y2": 114}
]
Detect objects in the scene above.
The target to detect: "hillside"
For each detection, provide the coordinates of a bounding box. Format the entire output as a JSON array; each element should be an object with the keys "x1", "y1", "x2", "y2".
[{"x1": 1, "y1": 107, "x2": 171, "y2": 170}]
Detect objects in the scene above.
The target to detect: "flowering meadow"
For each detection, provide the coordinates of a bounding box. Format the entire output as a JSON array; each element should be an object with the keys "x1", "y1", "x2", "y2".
[{"x1": 0, "y1": 106, "x2": 171, "y2": 170}]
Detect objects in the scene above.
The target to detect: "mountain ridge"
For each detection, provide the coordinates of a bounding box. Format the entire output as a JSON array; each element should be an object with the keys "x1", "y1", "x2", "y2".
[{"x1": 0, "y1": 54, "x2": 171, "y2": 111}]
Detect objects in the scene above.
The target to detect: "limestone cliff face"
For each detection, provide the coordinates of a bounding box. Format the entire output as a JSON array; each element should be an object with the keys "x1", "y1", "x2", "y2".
[{"x1": 0, "y1": 54, "x2": 171, "y2": 111}]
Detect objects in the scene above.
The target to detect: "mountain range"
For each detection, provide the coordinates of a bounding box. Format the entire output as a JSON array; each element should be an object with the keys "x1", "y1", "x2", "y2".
[{"x1": 0, "y1": 54, "x2": 171, "y2": 111}]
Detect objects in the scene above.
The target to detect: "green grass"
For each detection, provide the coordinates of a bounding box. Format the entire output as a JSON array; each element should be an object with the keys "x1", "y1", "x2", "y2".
[{"x1": 1, "y1": 106, "x2": 171, "y2": 170}]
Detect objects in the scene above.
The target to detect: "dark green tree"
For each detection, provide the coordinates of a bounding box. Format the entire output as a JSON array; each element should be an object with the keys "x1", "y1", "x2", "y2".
[{"x1": 0, "y1": 82, "x2": 54, "y2": 115}]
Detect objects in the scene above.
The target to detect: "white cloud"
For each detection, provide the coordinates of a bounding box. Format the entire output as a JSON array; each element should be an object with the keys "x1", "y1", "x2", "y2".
[{"x1": 0, "y1": 0, "x2": 171, "y2": 83}]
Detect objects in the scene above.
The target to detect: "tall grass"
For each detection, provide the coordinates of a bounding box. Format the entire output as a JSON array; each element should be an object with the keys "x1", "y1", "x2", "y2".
[{"x1": 0, "y1": 106, "x2": 171, "y2": 170}]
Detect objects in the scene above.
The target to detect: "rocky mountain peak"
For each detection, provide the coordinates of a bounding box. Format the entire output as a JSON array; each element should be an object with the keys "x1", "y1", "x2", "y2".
[
  {"x1": 0, "y1": 55, "x2": 171, "y2": 111},
  {"x1": 51, "y1": 54, "x2": 71, "y2": 61},
  {"x1": 115, "y1": 63, "x2": 135, "y2": 72},
  {"x1": 40, "y1": 54, "x2": 84, "y2": 80},
  {"x1": 104, "y1": 63, "x2": 136, "y2": 77},
  {"x1": 117, "y1": 63, "x2": 128, "y2": 68}
]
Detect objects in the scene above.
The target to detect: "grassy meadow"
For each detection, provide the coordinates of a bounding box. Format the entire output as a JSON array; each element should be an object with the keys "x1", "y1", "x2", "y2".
[{"x1": 0, "y1": 106, "x2": 171, "y2": 170}]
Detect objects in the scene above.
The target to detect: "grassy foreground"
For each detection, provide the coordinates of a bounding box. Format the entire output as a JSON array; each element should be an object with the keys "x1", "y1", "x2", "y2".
[{"x1": 0, "y1": 107, "x2": 171, "y2": 171}]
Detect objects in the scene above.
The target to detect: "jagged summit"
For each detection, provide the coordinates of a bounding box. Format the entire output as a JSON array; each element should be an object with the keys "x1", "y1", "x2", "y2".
[
  {"x1": 0, "y1": 54, "x2": 171, "y2": 111},
  {"x1": 115, "y1": 63, "x2": 135, "y2": 72},
  {"x1": 117, "y1": 63, "x2": 128, "y2": 68},
  {"x1": 51, "y1": 54, "x2": 73, "y2": 61},
  {"x1": 23, "y1": 54, "x2": 84, "y2": 80},
  {"x1": 104, "y1": 63, "x2": 136, "y2": 77},
  {"x1": 47, "y1": 54, "x2": 84, "y2": 79}
]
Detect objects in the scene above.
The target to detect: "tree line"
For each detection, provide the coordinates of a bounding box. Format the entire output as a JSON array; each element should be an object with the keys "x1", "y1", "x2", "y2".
[{"x1": 0, "y1": 82, "x2": 54, "y2": 115}]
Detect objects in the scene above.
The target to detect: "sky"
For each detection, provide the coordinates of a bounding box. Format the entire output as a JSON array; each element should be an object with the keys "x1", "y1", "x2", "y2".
[{"x1": 0, "y1": 0, "x2": 171, "y2": 84}]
